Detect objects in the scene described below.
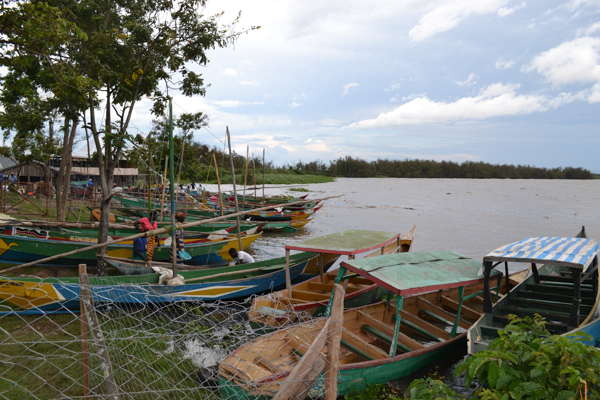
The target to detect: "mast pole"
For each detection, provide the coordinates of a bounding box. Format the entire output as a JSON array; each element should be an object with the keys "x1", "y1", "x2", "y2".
[
  {"x1": 262, "y1": 148, "x2": 265, "y2": 204},
  {"x1": 242, "y1": 145, "x2": 249, "y2": 207},
  {"x1": 226, "y1": 127, "x2": 243, "y2": 251}
]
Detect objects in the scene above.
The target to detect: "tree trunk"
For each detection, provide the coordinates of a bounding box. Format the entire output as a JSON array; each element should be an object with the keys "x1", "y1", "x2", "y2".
[
  {"x1": 55, "y1": 118, "x2": 78, "y2": 221},
  {"x1": 96, "y1": 89, "x2": 112, "y2": 276}
]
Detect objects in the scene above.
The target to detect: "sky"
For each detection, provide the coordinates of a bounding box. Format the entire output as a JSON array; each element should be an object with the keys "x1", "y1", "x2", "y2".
[{"x1": 124, "y1": 0, "x2": 600, "y2": 171}]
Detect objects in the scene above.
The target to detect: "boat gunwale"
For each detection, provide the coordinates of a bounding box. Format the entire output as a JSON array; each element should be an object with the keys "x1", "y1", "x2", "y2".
[{"x1": 285, "y1": 231, "x2": 404, "y2": 256}]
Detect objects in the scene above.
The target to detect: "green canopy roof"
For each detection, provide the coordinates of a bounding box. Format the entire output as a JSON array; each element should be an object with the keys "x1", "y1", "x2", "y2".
[
  {"x1": 341, "y1": 251, "x2": 502, "y2": 296},
  {"x1": 285, "y1": 229, "x2": 402, "y2": 255}
]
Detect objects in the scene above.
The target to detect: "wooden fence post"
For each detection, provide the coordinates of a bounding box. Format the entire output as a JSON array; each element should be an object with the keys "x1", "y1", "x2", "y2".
[
  {"x1": 78, "y1": 264, "x2": 119, "y2": 398},
  {"x1": 273, "y1": 284, "x2": 345, "y2": 400}
]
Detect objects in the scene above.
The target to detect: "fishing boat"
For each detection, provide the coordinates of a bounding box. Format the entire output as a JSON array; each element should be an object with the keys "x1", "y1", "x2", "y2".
[
  {"x1": 0, "y1": 251, "x2": 324, "y2": 314},
  {"x1": 218, "y1": 250, "x2": 505, "y2": 398},
  {"x1": 468, "y1": 233, "x2": 599, "y2": 354},
  {"x1": 0, "y1": 226, "x2": 262, "y2": 266},
  {"x1": 248, "y1": 226, "x2": 416, "y2": 331}
]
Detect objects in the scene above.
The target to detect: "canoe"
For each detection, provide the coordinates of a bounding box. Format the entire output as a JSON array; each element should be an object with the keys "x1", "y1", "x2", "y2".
[
  {"x1": 0, "y1": 227, "x2": 262, "y2": 266},
  {"x1": 468, "y1": 231, "x2": 599, "y2": 354},
  {"x1": 218, "y1": 250, "x2": 505, "y2": 398},
  {"x1": 248, "y1": 226, "x2": 416, "y2": 331},
  {"x1": 0, "y1": 251, "x2": 324, "y2": 314},
  {"x1": 246, "y1": 207, "x2": 321, "y2": 222}
]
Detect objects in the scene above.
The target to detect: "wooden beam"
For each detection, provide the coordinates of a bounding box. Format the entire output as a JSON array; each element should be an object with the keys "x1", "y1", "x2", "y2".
[
  {"x1": 341, "y1": 327, "x2": 387, "y2": 360},
  {"x1": 416, "y1": 297, "x2": 471, "y2": 330},
  {"x1": 357, "y1": 310, "x2": 423, "y2": 351},
  {"x1": 399, "y1": 310, "x2": 451, "y2": 341},
  {"x1": 440, "y1": 296, "x2": 481, "y2": 320}
]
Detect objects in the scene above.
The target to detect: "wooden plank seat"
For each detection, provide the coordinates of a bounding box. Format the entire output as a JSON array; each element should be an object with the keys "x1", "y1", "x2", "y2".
[
  {"x1": 498, "y1": 306, "x2": 587, "y2": 324},
  {"x1": 362, "y1": 325, "x2": 410, "y2": 353},
  {"x1": 307, "y1": 282, "x2": 360, "y2": 293},
  {"x1": 525, "y1": 283, "x2": 595, "y2": 298},
  {"x1": 291, "y1": 290, "x2": 331, "y2": 301},
  {"x1": 357, "y1": 311, "x2": 423, "y2": 352},
  {"x1": 539, "y1": 274, "x2": 594, "y2": 285},
  {"x1": 440, "y1": 296, "x2": 481, "y2": 320},
  {"x1": 517, "y1": 290, "x2": 595, "y2": 306},
  {"x1": 509, "y1": 298, "x2": 593, "y2": 314},
  {"x1": 398, "y1": 311, "x2": 448, "y2": 342},
  {"x1": 492, "y1": 314, "x2": 568, "y2": 333},
  {"x1": 341, "y1": 327, "x2": 388, "y2": 360},
  {"x1": 417, "y1": 297, "x2": 470, "y2": 329}
]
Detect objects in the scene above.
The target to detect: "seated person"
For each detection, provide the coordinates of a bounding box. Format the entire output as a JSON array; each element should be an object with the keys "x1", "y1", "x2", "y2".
[{"x1": 228, "y1": 248, "x2": 255, "y2": 266}]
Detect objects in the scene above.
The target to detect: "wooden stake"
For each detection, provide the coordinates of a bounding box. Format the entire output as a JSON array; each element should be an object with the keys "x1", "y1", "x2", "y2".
[
  {"x1": 78, "y1": 264, "x2": 119, "y2": 398},
  {"x1": 80, "y1": 264, "x2": 90, "y2": 400},
  {"x1": 243, "y1": 145, "x2": 249, "y2": 207},
  {"x1": 213, "y1": 153, "x2": 224, "y2": 217},
  {"x1": 324, "y1": 284, "x2": 345, "y2": 400},
  {"x1": 285, "y1": 249, "x2": 292, "y2": 298}
]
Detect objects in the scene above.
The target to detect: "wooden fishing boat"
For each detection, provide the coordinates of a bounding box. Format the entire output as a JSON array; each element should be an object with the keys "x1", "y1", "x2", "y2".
[
  {"x1": 468, "y1": 233, "x2": 599, "y2": 354},
  {"x1": 0, "y1": 251, "x2": 324, "y2": 314},
  {"x1": 0, "y1": 227, "x2": 262, "y2": 266},
  {"x1": 218, "y1": 251, "x2": 505, "y2": 398},
  {"x1": 248, "y1": 226, "x2": 416, "y2": 331},
  {"x1": 246, "y1": 206, "x2": 321, "y2": 222}
]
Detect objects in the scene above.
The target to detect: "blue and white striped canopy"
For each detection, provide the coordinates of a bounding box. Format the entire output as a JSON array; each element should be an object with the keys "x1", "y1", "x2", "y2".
[{"x1": 485, "y1": 237, "x2": 599, "y2": 272}]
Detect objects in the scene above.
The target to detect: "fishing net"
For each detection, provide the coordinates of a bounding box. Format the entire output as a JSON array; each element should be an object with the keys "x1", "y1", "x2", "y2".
[{"x1": 0, "y1": 275, "x2": 343, "y2": 400}]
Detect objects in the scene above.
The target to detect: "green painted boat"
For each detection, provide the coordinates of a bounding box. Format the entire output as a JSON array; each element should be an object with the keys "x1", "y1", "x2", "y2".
[
  {"x1": 0, "y1": 226, "x2": 262, "y2": 266},
  {"x1": 468, "y1": 229, "x2": 599, "y2": 354},
  {"x1": 248, "y1": 226, "x2": 416, "y2": 332},
  {"x1": 218, "y1": 251, "x2": 504, "y2": 398}
]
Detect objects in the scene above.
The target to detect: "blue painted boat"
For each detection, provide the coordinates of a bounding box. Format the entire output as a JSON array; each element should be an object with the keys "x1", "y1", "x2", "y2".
[{"x1": 0, "y1": 252, "x2": 323, "y2": 314}]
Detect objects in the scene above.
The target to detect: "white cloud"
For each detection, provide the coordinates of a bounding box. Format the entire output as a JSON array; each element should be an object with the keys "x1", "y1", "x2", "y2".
[
  {"x1": 223, "y1": 68, "x2": 239, "y2": 77},
  {"x1": 213, "y1": 100, "x2": 265, "y2": 108},
  {"x1": 348, "y1": 83, "x2": 554, "y2": 128},
  {"x1": 527, "y1": 37, "x2": 600, "y2": 86},
  {"x1": 497, "y1": 2, "x2": 526, "y2": 17},
  {"x1": 304, "y1": 138, "x2": 330, "y2": 152},
  {"x1": 239, "y1": 79, "x2": 259, "y2": 86},
  {"x1": 409, "y1": 0, "x2": 509, "y2": 42},
  {"x1": 391, "y1": 94, "x2": 401, "y2": 102},
  {"x1": 455, "y1": 73, "x2": 479, "y2": 87},
  {"x1": 384, "y1": 83, "x2": 402, "y2": 92},
  {"x1": 583, "y1": 22, "x2": 600, "y2": 35},
  {"x1": 495, "y1": 58, "x2": 515, "y2": 69},
  {"x1": 343, "y1": 82, "x2": 359, "y2": 96},
  {"x1": 289, "y1": 101, "x2": 302, "y2": 108}
]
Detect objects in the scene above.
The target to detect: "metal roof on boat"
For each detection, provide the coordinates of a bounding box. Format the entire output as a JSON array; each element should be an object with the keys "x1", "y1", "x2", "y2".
[
  {"x1": 340, "y1": 251, "x2": 501, "y2": 296},
  {"x1": 285, "y1": 229, "x2": 402, "y2": 255},
  {"x1": 484, "y1": 237, "x2": 599, "y2": 272}
]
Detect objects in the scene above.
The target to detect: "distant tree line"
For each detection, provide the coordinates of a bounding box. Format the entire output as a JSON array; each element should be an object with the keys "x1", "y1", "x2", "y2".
[{"x1": 280, "y1": 156, "x2": 594, "y2": 179}]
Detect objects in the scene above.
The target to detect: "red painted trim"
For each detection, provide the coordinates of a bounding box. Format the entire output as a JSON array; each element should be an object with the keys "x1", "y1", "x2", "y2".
[
  {"x1": 340, "y1": 261, "x2": 490, "y2": 296},
  {"x1": 285, "y1": 232, "x2": 403, "y2": 255}
]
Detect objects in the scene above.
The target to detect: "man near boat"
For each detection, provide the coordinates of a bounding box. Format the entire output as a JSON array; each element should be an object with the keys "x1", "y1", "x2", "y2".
[
  {"x1": 134, "y1": 210, "x2": 160, "y2": 261},
  {"x1": 228, "y1": 248, "x2": 255, "y2": 265},
  {"x1": 133, "y1": 224, "x2": 149, "y2": 261}
]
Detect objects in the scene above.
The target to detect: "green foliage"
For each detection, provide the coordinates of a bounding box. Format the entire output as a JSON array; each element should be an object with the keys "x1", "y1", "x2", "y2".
[
  {"x1": 287, "y1": 156, "x2": 593, "y2": 180},
  {"x1": 404, "y1": 378, "x2": 465, "y2": 400},
  {"x1": 456, "y1": 314, "x2": 600, "y2": 399},
  {"x1": 344, "y1": 383, "x2": 402, "y2": 399},
  {"x1": 289, "y1": 187, "x2": 310, "y2": 192}
]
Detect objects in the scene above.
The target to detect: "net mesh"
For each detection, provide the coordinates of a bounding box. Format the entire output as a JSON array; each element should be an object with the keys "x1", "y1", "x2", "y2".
[{"x1": 0, "y1": 275, "x2": 342, "y2": 400}]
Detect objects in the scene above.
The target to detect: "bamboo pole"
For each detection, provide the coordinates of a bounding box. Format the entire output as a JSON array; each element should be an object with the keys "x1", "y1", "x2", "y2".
[
  {"x1": 226, "y1": 127, "x2": 243, "y2": 250},
  {"x1": 78, "y1": 264, "x2": 119, "y2": 398},
  {"x1": 252, "y1": 154, "x2": 256, "y2": 197},
  {"x1": 0, "y1": 195, "x2": 341, "y2": 274},
  {"x1": 147, "y1": 131, "x2": 153, "y2": 217},
  {"x1": 262, "y1": 148, "x2": 266, "y2": 204},
  {"x1": 159, "y1": 156, "x2": 168, "y2": 222},
  {"x1": 242, "y1": 145, "x2": 249, "y2": 207},
  {"x1": 169, "y1": 99, "x2": 177, "y2": 277},
  {"x1": 213, "y1": 153, "x2": 224, "y2": 217}
]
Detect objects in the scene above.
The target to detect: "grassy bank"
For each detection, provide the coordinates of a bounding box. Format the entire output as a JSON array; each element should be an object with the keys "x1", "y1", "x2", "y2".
[{"x1": 205, "y1": 172, "x2": 334, "y2": 185}]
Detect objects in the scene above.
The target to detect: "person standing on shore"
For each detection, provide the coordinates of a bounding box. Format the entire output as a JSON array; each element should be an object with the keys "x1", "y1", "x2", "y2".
[{"x1": 169, "y1": 212, "x2": 187, "y2": 264}]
